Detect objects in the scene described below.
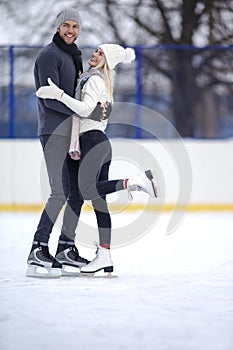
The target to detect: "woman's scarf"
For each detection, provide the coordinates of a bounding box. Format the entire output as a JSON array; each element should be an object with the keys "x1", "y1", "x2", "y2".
[
  {"x1": 69, "y1": 69, "x2": 103, "y2": 160},
  {"x1": 75, "y1": 68, "x2": 103, "y2": 100}
]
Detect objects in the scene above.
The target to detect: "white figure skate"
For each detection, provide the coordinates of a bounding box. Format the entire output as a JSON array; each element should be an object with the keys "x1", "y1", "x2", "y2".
[
  {"x1": 127, "y1": 169, "x2": 159, "y2": 200},
  {"x1": 80, "y1": 243, "x2": 116, "y2": 278}
]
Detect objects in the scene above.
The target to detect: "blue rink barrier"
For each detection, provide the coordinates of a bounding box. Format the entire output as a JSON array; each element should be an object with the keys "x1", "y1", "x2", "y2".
[{"x1": 1, "y1": 44, "x2": 233, "y2": 139}]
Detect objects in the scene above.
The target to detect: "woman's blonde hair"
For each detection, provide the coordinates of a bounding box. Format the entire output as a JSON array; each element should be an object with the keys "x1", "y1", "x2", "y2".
[{"x1": 96, "y1": 58, "x2": 115, "y2": 102}]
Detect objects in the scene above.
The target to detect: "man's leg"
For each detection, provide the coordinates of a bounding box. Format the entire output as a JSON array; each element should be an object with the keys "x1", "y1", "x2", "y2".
[
  {"x1": 27, "y1": 134, "x2": 70, "y2": 277},
  {"x1": 60, "y1": 155, "x2": 83, "y2": 242},
  {"x1": 33, "y1": 134, "x2": 69, "y2": 243},
  {"x1": 55, "y1": 155, "x2": 90, "y2": 270}
]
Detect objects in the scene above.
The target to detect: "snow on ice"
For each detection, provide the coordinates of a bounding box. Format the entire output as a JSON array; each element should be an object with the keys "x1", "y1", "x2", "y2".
[{"x1": 0, "y1": 211, "x2": 233, "y2": 350}]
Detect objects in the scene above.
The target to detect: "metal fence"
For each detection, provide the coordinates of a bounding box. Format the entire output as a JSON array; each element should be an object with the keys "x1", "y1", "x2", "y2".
[{"x1": 1, "y1": 45, "x2": 233, "y2": 139}]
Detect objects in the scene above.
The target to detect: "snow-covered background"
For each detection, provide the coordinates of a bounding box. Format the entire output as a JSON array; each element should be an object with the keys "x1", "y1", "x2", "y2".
[
  {"x1": 0, "y1": 0, "x2": 220, "y2": 47},
  {"x1": 1, "y1": 211, "x2": 233, "y2": 350}
]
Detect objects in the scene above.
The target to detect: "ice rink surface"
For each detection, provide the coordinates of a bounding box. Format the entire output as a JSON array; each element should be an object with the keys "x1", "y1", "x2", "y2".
[{"x1": 1, "y1": 211, "x2": 233, "y2": 350}]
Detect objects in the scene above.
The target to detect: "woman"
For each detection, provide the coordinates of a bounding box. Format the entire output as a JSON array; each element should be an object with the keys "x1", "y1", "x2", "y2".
[{"x1": 36, "y1": 43, "x2": 159, "y2": 276}]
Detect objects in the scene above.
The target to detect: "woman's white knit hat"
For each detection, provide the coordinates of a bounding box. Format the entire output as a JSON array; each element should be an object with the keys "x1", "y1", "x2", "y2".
[
  {"x1": 99, "y1": 44, "x2": 136, "y2": 70},
  {"x1": 56, "y1": 7, "x2": 81, "y2": 29}
]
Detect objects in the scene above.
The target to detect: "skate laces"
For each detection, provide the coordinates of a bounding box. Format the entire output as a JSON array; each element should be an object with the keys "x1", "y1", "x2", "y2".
[
  {"x1": 127, "y1": 174, "x2": 147, "y2": 200},
  {"x1": 127, "y1": 190, "x2": 133, "y2": 201},
  {"x1": 69, "y1": 246, "x2": 89, "y2": 264},
  {"x1": 86, "y1": 242, "x2": 99, "y2": 266},
  {"x1": 94, "y1": 241, "x2": 99, "y2": 253},
  {"x1": 40, "y1": 246, "x2": 54, "y2": 262},
  {"x1": 69, "y1": 246, "x2": 79, "y2": 260},
  {"x1": 127, "y1": 177, "x2": 138, "y2": 201}
]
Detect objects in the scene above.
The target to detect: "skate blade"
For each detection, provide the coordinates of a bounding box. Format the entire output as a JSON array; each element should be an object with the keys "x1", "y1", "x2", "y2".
[
  {"x1": 26, "y1": 265, "x2": 61, "y2": 278},
  {"x1": 151, "y1": 179, "x2": 160, "y2": 198},
  {"x1": 80, "y1": 272, "x2": 118, "y2": 279},
  {"x1": 61, "y1": 266, "x2": 81, "y2": 277},
  {"x1": 145, "y1": 169, "x2": 160, "y2": 198}
]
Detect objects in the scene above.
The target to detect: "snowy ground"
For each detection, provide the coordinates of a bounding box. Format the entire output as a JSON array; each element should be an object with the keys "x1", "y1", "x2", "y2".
[{"x1": 1, "y1": 211, "x2": 233, "y2": 350}]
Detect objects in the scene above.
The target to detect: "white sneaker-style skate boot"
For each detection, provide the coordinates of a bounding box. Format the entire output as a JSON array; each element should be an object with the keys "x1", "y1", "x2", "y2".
[
  {"x1": 127, "y1": 169, "x2": 159, "y2": 200},
  {"x1": 80, "y1": 243, "x2": 113, "y2": 276}
]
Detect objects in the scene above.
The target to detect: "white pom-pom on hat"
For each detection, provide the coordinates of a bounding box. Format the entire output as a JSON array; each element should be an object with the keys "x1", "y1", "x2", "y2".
[
  {"x1": 99, "y1": 44, "x2": 136, "y2": 70},
  {"x1": 122, "y1": 48, "x2": 136, "y2": 64}
]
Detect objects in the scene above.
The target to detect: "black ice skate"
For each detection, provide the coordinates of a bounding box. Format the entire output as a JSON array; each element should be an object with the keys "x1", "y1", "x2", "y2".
[
  {"x1": 55, "y1": 241, "x2": 90, "y2": 276},
  {"x1": 26, "y1": 241, "x2": 62, "y2": 278}
]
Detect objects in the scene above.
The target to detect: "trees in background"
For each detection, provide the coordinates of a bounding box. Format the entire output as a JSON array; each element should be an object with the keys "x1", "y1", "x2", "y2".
[
  {"x1": 85, "y1": 0, "x2": 233, "y2": 137},
  {"x1": 1, "y1": 0, "x2": 233, "y2": 137}
]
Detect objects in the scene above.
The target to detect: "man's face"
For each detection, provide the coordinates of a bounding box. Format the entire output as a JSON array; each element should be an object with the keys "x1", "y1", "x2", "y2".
[{"x1": 58, "y1": 20, "x2": 80, "y2": 44}]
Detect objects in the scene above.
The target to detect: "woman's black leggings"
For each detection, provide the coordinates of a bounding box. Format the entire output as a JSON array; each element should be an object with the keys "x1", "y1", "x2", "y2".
[{"x1": 78, "y1": 130, "x2": 124, "y2": 245}]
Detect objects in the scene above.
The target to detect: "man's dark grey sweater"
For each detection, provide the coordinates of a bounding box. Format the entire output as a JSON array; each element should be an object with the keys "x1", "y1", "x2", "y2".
[{"x1": 34, "y1": 42, "x2": 79, "y2": 136}]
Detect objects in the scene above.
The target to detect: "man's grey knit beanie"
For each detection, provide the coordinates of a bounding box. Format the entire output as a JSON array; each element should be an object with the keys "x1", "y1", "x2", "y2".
[{"x1": 56, "y1": 7, "x2": 81, "y2": 29}]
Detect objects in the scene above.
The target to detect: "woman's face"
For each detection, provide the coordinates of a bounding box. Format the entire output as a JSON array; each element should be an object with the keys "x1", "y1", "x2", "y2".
[{"x1": 89, "y1": 48, "x2": 106, "y2": 68}]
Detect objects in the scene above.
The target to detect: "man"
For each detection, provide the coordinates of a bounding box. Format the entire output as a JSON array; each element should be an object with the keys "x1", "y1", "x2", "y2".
[{"x1": 26, "y1": 8, "x2": 89, "y2": 278}]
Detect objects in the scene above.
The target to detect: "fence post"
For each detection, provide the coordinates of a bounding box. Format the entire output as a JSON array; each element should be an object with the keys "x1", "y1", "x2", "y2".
[
  {"x1": 135, "y1": 46, "x2": 142, "y2": 138},
  {"x1": 9, "y1": 46, "x2": 15, "y2": 138}
]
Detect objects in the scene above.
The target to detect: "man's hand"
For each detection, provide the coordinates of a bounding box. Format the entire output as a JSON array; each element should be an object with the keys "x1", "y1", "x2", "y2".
[{"x1": 36, "y1": 78, "x2": 64, "y2": 100}]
